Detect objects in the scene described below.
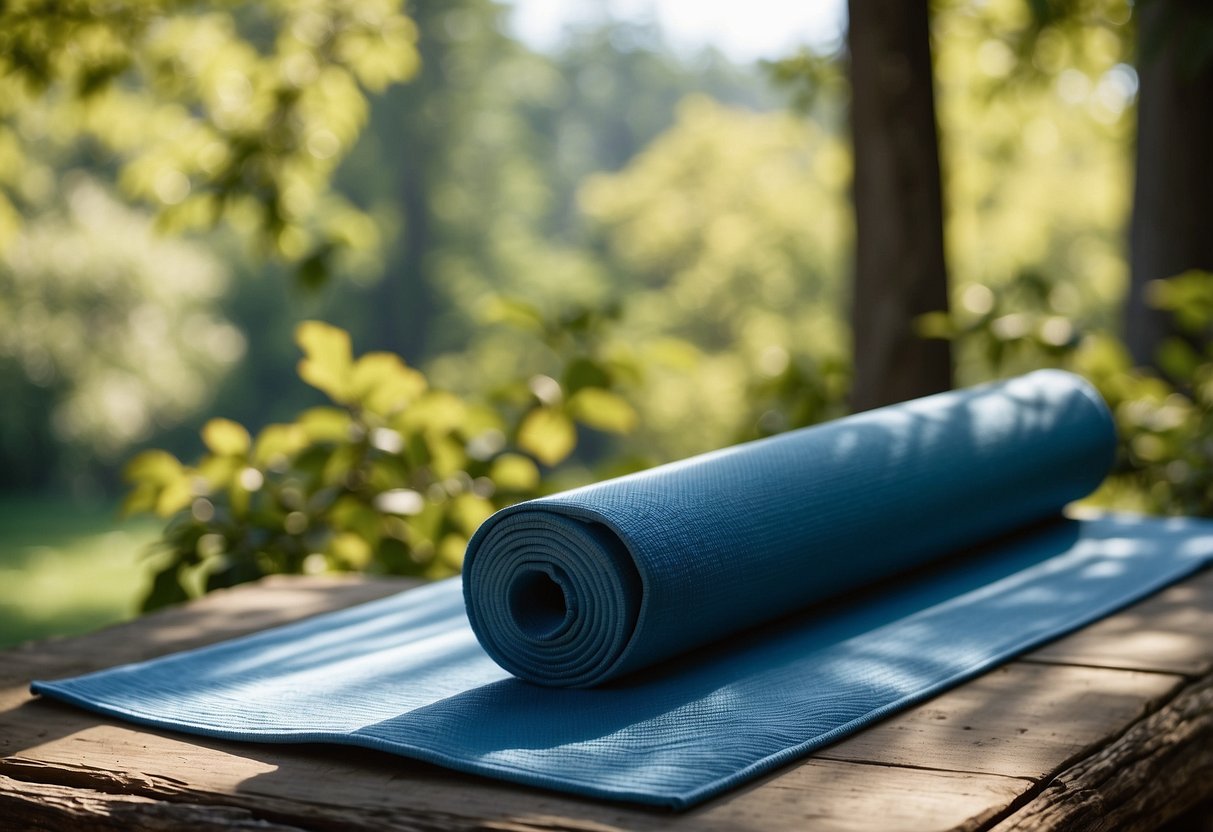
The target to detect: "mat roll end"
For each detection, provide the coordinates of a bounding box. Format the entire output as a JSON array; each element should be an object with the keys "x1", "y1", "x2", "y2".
[{"x1": 463, "y1": 509, "x2": 644, "y2": 687}]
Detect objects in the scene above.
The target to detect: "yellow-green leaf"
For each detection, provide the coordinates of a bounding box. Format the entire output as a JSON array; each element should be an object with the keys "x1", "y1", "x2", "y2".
[
  {"x1": 156, "y1": 477, "x2": 193, "y2": 517},
  {"x1": 296, "y1": 320, "x2": 353, "y2": 402},
  {"x1": 437, "y1": 532, "x2": 468, "y2": 571},
  {"x1": 517, "y1": 407, "x2": 576, "y2": 466},
  {"x1": 351, "y1": 351, "x2": 427, "y2": 416},
  {"x1": 568, "y1": 388, "x2": 638, "y2": 434},
  {"x1": 124, "y1": 449, "x2": 184, "y2": 486},
  {"x1": 401, "y1": 391, "x2": 467, "y2": 434},
  {"x1": 480, "y1": 296, "x2": 544, "y2": 332},
  {"x1": 229, "y1": 479, "x2": 250, "y2": 519},
  {"x1": 121, "y1": 483, "x2": 158, "y2": 517},
  {"x1": 322, "y1": 443, "x2": 362, "y2": 486},
  {"x1": 198, "y1": 454, "x2": 242, "y2": 489},
  {"x1": 201, "y1": 418, "x2": 250, "y2": 457},
  {"x1": 644, "y1": 337, "x2": 702, "y2": 369},
  {"x1": 426, "y1": 434, "x2": 468, "y2": 478},
  {"x1": 329, "y1": 531, "x2": 373, "y2": 569},
  {"x1": 489, "y1": 453, "x2": 540, "y2": 492},
  {"x1": 449, "y1": 493, "x2": 495, "y2": 535},
  {"x1": 297, "y1": 407, "x2": 352, "y2": 442},
  {"x1": 252, "y1": 423, "x2": 309, "y2": 467}
]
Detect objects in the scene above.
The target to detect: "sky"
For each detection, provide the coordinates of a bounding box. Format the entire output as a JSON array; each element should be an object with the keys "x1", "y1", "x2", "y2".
[{"x1": 505, "y1": 0, "x2": 847, "y2": 63}]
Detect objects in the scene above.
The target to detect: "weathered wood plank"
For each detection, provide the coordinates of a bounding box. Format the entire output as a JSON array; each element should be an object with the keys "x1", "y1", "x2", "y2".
[
  {"x1": 1023, "y1": 568, "x2": 1213, "y2": 677},
  {"x1": 0, "y1": 750, "x2": 1031, "y2": 832},
  {"x1": 986, "y1": 672, "x2": 1213, "y2": 832},
  {"x1": 0, "y1": 772, "x2": 309, "y2": 831},
  {"x1": 1, "y1": 575, "x2": 1033, "y2": 832},
  {"x1": 818, "y1": 663, "x2": 1183, "y2": 779},
  {"x1": 1, "y1": 681, "x2": 1036, "y2": 831},
  {"x1": 3, "y1": 571, "x2": 1211, "y2": 832}
]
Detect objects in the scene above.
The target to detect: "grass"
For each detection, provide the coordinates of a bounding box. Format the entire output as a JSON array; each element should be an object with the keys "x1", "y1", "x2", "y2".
[{"x1": 0, "y1": 495, "x2": 160, "y2": 650}]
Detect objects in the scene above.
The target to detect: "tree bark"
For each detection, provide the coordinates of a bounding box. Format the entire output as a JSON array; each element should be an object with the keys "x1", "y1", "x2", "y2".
[
  {"x1": 1126, "y1": 0, "x2": 1213, "y2": 370},
  {"x1": 847, "y1": 0, "x2": 952, "y2": 412}
]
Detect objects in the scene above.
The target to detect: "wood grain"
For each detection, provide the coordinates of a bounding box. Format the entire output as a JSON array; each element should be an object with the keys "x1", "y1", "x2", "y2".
[
  {"x1": 1023, "y1": 569, "x2": 1213, "y2": 677},
  {"x1": 988, "y1": 673, "x2": 1213, "y2": 832},
  {"x1": 819, "y1": 663, "x2": 1183, "y2": 778},
  {"x1": 2, "y1": 571, "x2": 1211, "y2": 832},
  {"x1": 0, "y1": 751, "x2": 1032, "y2": 832},
  {"x1": 0, "y1": 772, "x2": 309, "y2": 831}
]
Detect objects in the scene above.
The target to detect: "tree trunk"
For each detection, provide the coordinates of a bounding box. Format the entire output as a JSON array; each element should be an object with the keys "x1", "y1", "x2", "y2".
[
  {"x1": 847, "y1": 0, "x2": 952, "y2": 411},
  {"x1": 1126, "y1": 0, "x2": 1213, "y2": 370}
]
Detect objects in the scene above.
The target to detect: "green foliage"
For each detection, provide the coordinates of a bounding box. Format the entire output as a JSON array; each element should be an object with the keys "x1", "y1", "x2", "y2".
[
  {"x1": 949, "y1": 0, "x2": 1134, "y2": 86},
  {"x1": 921, "y1": 269, "x2": 1213, "y2": 518},
  {"x1": 125, "y1": 314, "x2": 640, "y2": 609},
  {"x1": 934, "y1": 2, "x2": 1132, "y2": 333},
  {"x1": 431, "y1": 92, "x2": 856, "y2": 464},
  {"x1": 1090, "y1": 272, "x2": 1213, "y2": 516},
  {"x1": 328, "y1": 8, "x2": 780, "y2": 368},
  {"x1": 21, "y1": 0, "x2": 1213, "y2": 621},
  {"x1": 0, "y1": 0, "x2": 418, "y2": 282},
  {"x1": 763, "y1": 47, "x2": 846, "y2": 116},
  {"x1": 577, "y1": 96, "x2": 853, "y2": 456},
  {"x1": 0, "y1": 177, "x2": 242, "y2": 485}
]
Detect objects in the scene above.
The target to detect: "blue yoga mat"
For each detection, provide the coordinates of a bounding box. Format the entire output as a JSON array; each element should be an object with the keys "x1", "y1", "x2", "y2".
[{"x1": 32, "y1": 370, "x2": 1213, "y2": 808}]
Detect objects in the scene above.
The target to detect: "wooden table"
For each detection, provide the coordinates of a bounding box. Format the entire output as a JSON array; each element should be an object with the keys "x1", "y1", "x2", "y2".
[{"x1": 3, "y1": 572, "x2": 1212, "y2": 831}]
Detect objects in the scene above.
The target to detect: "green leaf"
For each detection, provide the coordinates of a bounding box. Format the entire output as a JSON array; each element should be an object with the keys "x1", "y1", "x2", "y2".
[
  {"x1": 437, "y1": 533, "x2": 469, "y2": 571},
  {"x1": 330, "y1": 531, "x2": 372, "y2": 569},
  {"x1": 449, "y1": 493, "x2": 495, "y2": 535},
  {"x1": 644, "y1": 337, "x2": 701, "y2": 370},
  {"x1": 322, "y1": 443, "x2": 362, "y2": 486},
  {"x1": 252, "y1": 423, "x2": 309, "y2": 467},
  {"x1": 425, "y1": 434, "x2": 468, "y2": 478},
  {"x1": 517, "y1": 407, "x2": 576, "y2": 466},
  {"x1": 198, "y1": 454, "x2": 242, "y2": 490},
  {"x1": 297, "y1": 407, "x2": 352, "y2": 442},
  {"x1": 156, "y1": 477, "x2": 194, "y2": 517},
  {"x1": 229, "y1": 479, "x2": 250, "y2": 519},
  {"x1": 201, "y1": 418, "x2": 250, "y2": 457},
  {"x1": 568, "y1": 388, "x2": 637, "y2": 434},
  {"x1": 296, "y1": 320, "x2": 353, "y2": 402},
  {"x1": 1147, "y1": 272, "x2": 1213, "y2": 333},
  {"x1": 1157, "y1": 337, "x2": 1202, "y2": 382},
  {"x1": 124, "y1": 449, "x2": 185, "y2": 486},
  {"x1": 489, "y1": 453, "x2": 541, "y2": 492},
  {"x1": 480, "y1": 296, "x2": 545, "y2": 332},
  {"x1": 401, "y1": 391, "x2": 467, "y2": 434},
  {"x1": 351, "y1": 351, "x2": 427, "y2": 415},
  {"x1": 121, "y1": 484, "x2": 159, "y2": 517},
  {"x1": 562, "y1": 356, "x2": 611, "y2": 394},
  {"x1": 331, "y1": 496, "x2": 383, "y2": 544}
]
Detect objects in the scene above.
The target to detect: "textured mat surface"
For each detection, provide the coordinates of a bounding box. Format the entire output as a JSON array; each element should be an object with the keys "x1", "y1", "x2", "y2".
[{"x1": 32, "y1": 371, "x2": 1213, "y2": 807}]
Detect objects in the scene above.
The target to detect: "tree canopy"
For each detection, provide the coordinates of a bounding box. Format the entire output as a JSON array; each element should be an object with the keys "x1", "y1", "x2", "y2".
[
  {"x1": 0, "y1": 0, "x2": 418, "y2": 279},
  {"x1": 4, "y1": 0, "x2": 1213, "y2": 607}
]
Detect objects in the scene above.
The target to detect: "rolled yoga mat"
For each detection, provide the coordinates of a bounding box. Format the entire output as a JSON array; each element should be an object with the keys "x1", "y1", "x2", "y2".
[
  {"x1": 463, "y1": 368, "x2": 1115, "y2": 686},
  {"x1": 31, "y1": 369, "x2": 1213, "y2": 808}
]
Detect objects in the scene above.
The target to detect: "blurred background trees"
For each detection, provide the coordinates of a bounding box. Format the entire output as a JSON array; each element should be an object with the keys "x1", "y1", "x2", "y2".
[{"x1": 2, "y1": 0, "x2": 1211, "y2": 643}]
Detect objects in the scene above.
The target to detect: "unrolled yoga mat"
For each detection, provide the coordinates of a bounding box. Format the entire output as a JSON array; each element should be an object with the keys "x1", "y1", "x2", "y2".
[{"x1": 32, "y1": 370, "x2": 1213, "y2": 808}]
